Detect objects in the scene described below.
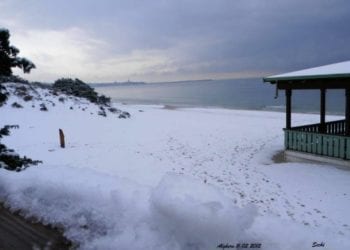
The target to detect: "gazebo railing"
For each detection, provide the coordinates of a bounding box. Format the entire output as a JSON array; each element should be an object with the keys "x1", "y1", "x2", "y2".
[
  {"x1": 285, "y1": 119, "x2": 350, "y2": 159},
  {"x1": 290, "y1": 119, "x2": 346, "y2": 135}
]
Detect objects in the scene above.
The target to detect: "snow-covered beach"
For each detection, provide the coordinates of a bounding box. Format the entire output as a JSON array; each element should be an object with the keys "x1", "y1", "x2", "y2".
[{"x1": 1, "y1": 83, "x2": 350, "y2": 249}]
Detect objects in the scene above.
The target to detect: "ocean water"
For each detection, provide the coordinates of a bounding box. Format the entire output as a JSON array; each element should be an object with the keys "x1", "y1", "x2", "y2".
[{"x1": 95, "y1": 78, "x2": 346, "y2": 114}]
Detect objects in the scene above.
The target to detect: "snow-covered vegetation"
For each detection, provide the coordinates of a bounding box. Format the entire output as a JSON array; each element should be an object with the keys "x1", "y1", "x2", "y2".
[{"x1": 0, "y1": 82, "x2": 349, "y2": 249}]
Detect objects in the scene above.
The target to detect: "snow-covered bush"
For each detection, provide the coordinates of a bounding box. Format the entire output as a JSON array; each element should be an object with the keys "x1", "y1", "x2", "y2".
[
  {"x1": 0, "y1": 84, "x2": 8, "y2": 106},
  {"x1": 0, "y1": 125, "x2": 41, "y2": 171},
  {"x1": 53, "y1": 78, "x2": 110, "y2": 106},
  {"x1": 11, "y1": 102, "x2": 23, "y2": 108},
  {"x1": 0, "y1": 75, "x2": 29, "y2": 84}
]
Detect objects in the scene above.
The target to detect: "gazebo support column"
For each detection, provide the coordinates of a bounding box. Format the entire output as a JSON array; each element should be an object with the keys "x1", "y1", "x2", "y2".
[
  {"x1": 346, "y1": 88, "x2": 350, "y2": 135},
  {"x1": 286, "y1": 89, "x2": 292, "y2": 129},
  {"x1": 320, "y1": 88, "x2": 326, "y2": 133}
]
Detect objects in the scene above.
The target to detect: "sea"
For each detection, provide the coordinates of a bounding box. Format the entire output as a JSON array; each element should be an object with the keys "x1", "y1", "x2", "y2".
[{"x1": 94, "y1": 78, "x2": 346, "y2": 115}]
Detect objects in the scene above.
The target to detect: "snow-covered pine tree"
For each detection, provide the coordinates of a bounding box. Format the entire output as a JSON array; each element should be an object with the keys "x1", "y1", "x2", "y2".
[{"x1": 0, "y1": 28, "x2": 36, "y2": 76}]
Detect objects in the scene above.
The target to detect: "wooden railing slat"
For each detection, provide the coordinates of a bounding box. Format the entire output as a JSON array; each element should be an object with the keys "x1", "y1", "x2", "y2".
[
  {"x1": 334, "y1": 137, "x2": 339, "y2": 158},
  {"x1": 340, "y1": 138, "x2": 345, "y2": 158},
  {"x1": 346, "y1": 138, "x2": 350, "y2": 160}
]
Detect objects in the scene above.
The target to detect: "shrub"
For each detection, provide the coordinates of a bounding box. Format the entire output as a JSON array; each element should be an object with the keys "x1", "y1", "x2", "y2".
[
  {"x1": 0, "y1": 75, "x2": 29, "y2": 84},
  {"x1": 23, "y1": 95, "x2": 33, "y2": 101},
  {"x1": 119, "y1": 111, "x2": 131, "y2": 119},
  {"x1": 0, "y1": 84, "x2": 8, "y2": 106},
  {"x1": 11, "y1": 102, "x2": 23, "y2": 108},
  {"x1": 98, "y1": 110, "x2": 107, "y2": 117},
  {"x1": 52, "y1": 78, "x2": 111, "y2": 106},
  {"x1": 108, "y1": 107, "x2": 119, "y2": 113},
  {"x1": 53, "y1": 78, "x2": 99, "y2": 103},
  {"x1": 0, "y1": 125, "x2": 41, "y2": 171},
  {"x1": 98, "y1": 95, "x2": 111, "y2": 106},
  {"x1": 40, "y1": 103, "x2": 48, "y2": 111}
]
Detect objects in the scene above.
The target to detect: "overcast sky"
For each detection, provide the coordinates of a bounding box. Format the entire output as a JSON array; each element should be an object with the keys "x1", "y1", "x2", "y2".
[{"x1": 1, "y1": 0, "x2": 350, "y2": 82}]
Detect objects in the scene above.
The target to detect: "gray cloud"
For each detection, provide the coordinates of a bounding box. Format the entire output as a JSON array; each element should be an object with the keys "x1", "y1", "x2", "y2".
[{"x1": 1, "y1": 0, "x2": 349, "y2": 81}]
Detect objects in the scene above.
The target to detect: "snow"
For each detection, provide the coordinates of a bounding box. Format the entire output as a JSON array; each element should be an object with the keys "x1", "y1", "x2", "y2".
[
  {"x1": 265, "y1": 60, "x2": 350, "y2": 80},
  {"x1": 1, "y1": 82, "x2": 350, "y2": 249},
  {"x1": 150, "y1": 173, "x2": 257, "y2": 249}
]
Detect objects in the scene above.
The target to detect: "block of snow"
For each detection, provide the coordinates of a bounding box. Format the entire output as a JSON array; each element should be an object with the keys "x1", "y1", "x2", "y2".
[{"x1": 150, "y1": 173, "x2": 257, "y2": 249}]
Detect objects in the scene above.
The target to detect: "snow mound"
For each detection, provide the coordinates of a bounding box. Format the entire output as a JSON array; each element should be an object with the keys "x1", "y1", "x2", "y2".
[
  {"x1": 150, "y1": 173, "x2": 257, "y2": 249},
  {"x1": 0, "y1": 166, "x2": 258, "y2": 249},
  {"x1": 0, "y1": 165, "x2": 140, "y2": 245}
]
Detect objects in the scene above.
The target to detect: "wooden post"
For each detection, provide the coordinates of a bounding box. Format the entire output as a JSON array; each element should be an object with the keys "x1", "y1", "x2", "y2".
[
  {"x1": 286, "y1": 89, "x2": 292, "y2": 129},
  {"x1": 320, "y1": 88, "x2": 326, "y2": 133},
  {"x1": 59, "y1": 129, "x2": 65, "y2": 148},
  {"x1": 346, "y1": 89, "x2": 350, "y2": 136}
]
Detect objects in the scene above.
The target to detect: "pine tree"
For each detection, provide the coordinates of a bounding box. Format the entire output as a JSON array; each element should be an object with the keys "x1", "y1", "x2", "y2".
[{"x1": 0, "y1": 28, "x2": 35, "y2": 76}]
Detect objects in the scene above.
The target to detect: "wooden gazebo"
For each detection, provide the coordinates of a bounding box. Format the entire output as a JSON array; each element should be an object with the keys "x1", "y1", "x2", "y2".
[{"x1": 264, "y1": 61, "x2": 350, "y2": 162}]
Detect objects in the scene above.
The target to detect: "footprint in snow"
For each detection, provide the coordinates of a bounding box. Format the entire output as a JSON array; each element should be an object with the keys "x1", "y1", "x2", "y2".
[{"x1": 313, "y1": 208, "x2": 322, "y2": 214}]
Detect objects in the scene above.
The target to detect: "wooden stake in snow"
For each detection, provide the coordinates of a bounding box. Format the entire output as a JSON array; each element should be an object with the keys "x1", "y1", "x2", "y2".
[{"x1": 59, "y1": 129, "x2": 65, "y2": 148}]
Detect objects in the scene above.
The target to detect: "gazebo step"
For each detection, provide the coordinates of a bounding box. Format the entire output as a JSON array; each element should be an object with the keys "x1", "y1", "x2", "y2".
[{"x1": 285, "y1": 150, "x2": 350, "y2": 169}]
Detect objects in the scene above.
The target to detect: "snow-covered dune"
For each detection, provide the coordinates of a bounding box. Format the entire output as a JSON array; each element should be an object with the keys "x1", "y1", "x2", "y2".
[{"x1": 0, "y1": 82, "x2": 349, "y2": 249}]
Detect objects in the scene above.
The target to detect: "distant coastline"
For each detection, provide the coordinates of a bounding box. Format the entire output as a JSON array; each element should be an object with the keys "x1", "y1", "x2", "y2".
[
  {"x1": 90, "y1": 81, "x2": 146, "y2": 87},
  {"x1": 90, "y1": 79, "x2": 213, "y2": 87},
  {"x1": 151, "y1": 79, "x2": 213, "y2": 84}
]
